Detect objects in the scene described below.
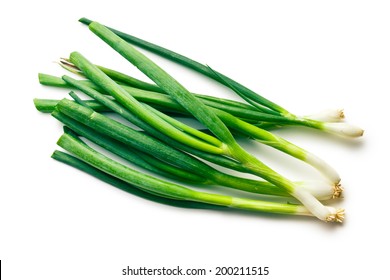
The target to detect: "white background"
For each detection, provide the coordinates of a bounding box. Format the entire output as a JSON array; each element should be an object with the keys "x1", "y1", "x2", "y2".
[{"x1": 1, "y1": 0, "x2": 389, "y2": 279}]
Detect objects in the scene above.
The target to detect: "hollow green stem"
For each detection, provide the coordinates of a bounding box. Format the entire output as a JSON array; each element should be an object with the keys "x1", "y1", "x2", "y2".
[
  {"x1": 53, "y1": 101, "x2": 318, "y2": 198},
  {"x1": 43, "y1": 96, "x2": 246, "y2": 173},
  {"x1": 58, "y1": 60, "x2": 289, "y2": 119},
  {"x1": 59, "y1": 57, "x2": 165, "y2": 93},
  {"x1": 82, "y1": 25, "x2": 237, "y2": 146},
  {"x1": 63, "y1": 57, "x2": 322, "y2": 188},
  {"x1": 53, "y1": 101, "x2": 266, "y2": 194},
  {"x1": 214, "y1": 109, "x2": 341, "y2": 184},
  {"x1": 68, "y1": 52, "x2": 226, "y2": 155},
  {"x1": 57, "y1": 132, "x2": 314, "y2": 217},
  {"x1": 61, "y1": 123, "x2": 206, "y2": 183},
  {"x1": 39, "y1": 73, "x2": 69, "y2": 88},
  {"x1": 39, "y1": 73, "x2": 295, "y2": 125},
  {"x1": 52, "y1": 150, "x2": 224, "y2": 210},
  {"x1": 55, "y1": 99, "x2": 211, "y2": 173},
  {"x1": 68, "y1": 91, "x2": 90, "y2": 108},
  {"x1": 79, "y1": 17, "x2": 286, "y2": 115},
  {"x1": 34, "y1": 98, "x2": 109, "y2": 113},
  {"x1": 97, "y1": 65, "x2": 164, "y2": 93},
  {"x1": 43, "y1": 71, "x2": 361, "y2": 138},
  {"x1": 34, "y1": 91, "x2": 340, "y2": 184},
  {"x1": 142, "y1": 103, "x2": 221, "y2": 147}
]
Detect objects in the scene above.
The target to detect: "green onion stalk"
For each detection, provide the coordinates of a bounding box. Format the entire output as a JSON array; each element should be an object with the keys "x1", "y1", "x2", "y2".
[
  {"x1": 51, "y1": 99, "x2": 337, "y2": 200},
  {"x1": 35, "y1": 99, "x2": 254, "y2": 175},
  {"x1": 206, "y1": 66, "x2": 363, "y2": 139},
  {"x1": 71, "y1": 21, "x2": 343, "y2": 222},
  {"x1": 34, "y1": 97, "x2": 342, "y2": 200},
  {"x1": 61, "y1": 122, "x2": 207, "y2": 184},
  {"x1": 57, "y1": 132, "x2": 337, "y2": 219},
  {"x1": 36, "y1": 73, "x2": 342, "y2": 185},
  {"x1": 37, "y1": 73, "x2": 301, "y2": 125},
  {"x1": 56, "y1": 59, "x2": 288, "y2": 121},
  {"x1": 59, "y1": 57, "x2": 164, "y2": 93},
  {"x1": 51, "y1": 150, "x2": 227, "y2": 210},
  {"x1": 145, "y1": 101, "x2": 341, "y2": 185},
  {"x1": 79, "y1": 18, "x2": 363, "y2": 138},
  {"x1": 69, "y1": 55, "x2": 225, "y2": 156},
  {"x1": 65, "y1": 73, "x2": 340, "y2": 184},
  {"x1": 38, "y1": 71, "x2": 347, "y2": 131},
  {"x1": 56, "y1": 59, "x2": 358, "y2": 132}
]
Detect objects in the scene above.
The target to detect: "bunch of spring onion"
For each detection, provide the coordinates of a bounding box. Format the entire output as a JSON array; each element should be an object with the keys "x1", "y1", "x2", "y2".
[{"x1": 34, "y1": 19, "x2": 363, "y2": 223}]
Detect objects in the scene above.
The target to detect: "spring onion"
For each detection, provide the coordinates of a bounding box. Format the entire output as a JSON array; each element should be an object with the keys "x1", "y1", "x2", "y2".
[
  {"x1": 79, "y1": 17, "x2": 363, "y2": 137},
  {"x1": 57, "y1": 132, "x2": 339, "y2": 219},
  {"x1": 37, "y1": 69, "x2": 342, "y2": 184},
  {"x1": 57, "y1": 65, "x2": 340, "y2": 184},
  {"x1": 82, "y1": 21, "x2": 343, "y2": 222},
  {"x1": 38, "y1": 73, "x2": 294, "y2": 124},
  {"x1": 52, "y1": 99, "x2": 337, "y2": 200},
  {"x1": 32, "y1": 18, "x2": 365, "y2": 223},
  {"x1": 58, "y1": 60, "x2": 361, "y2": 135},
  {"x1": 52, "y1": 150, "x2": 225, "y2": 210}
]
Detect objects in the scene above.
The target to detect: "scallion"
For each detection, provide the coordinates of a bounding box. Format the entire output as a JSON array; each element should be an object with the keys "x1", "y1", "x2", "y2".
[
  {"x1": 52, "y1": 99, "x2": 337, "y2": 200},
  {"x1": 33, "y1": 18, "x2": 364, "y2": 223},
  {"x1": 57, "y1": 132, "x2": 336, "y2": 219},
  {"x1": 79, "y1": 17, "x2": 363, "y2": 138},
  {"x1": 51, "y1": 150, "x2": 225, "y2": 210},
  {"x1": 84, "y1": 21, "x2": 343, "y2": 222}
]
